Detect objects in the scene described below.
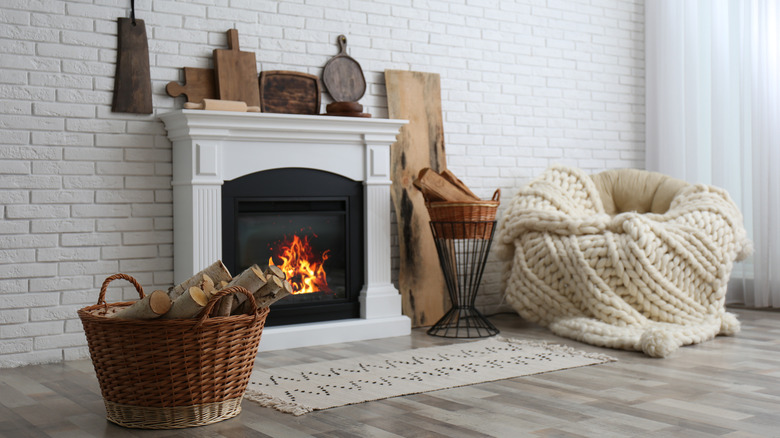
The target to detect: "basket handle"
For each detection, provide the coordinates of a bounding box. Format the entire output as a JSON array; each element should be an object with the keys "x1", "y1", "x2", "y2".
[
  {"x1": 195, "y1": 286, "x2": 259, "y2": 326},
  {"x1": 491, "y1": 188, "x2": 501, "y2": 202},
  {"x1": 97, "y1": 273, "x2": 145, "y2": 305}
]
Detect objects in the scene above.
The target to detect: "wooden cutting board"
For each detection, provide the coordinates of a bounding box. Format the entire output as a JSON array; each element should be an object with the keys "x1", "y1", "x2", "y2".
[
  {"x1": 166, "y1": 67, "x2": 216, "y2": 103},
  {"x1": 259, "y1": 71, "x2": 321, "y2": 114},
  {"x1": 385, "y1": 69, "x2": 449, "y2": 328},
  {"x1": 213, "y1": 29, "x2": 260, "y2": 108},
  {"x1": 112, "y1": 17, "x2": 152, "y2": 114},
  {"x1": 322, "y1": 35, "x2": 366, "y2": 103}
]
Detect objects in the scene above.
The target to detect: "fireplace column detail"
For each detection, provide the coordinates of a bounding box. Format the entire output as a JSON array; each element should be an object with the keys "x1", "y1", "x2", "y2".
[
  {"x1": 362, "y1": 139, "x2": 402, "y2": 319},
  {"x1": 170, "y1": 141, "x2": 223, "y2": 280},
  {"x1": 161, "y1": 111, "x2": 411, "y2": 350}
]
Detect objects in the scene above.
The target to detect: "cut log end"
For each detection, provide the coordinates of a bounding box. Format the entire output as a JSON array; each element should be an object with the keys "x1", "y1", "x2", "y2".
[
  {"x1": 168, "y1": 260, "x2": 231, "y2": 301},
  {"x1": 189, "y1": 286, "x2": 208, "y2": 306},
  {"x1": 251, "y1": 265, "x2": 265, "y2": 279},
  {"x1": 110, "y1": 289, "x2": 172, "y2": 320},
  {"x1": 149, "y1": 290, "x2": 173, "y2": 315},
  {"x1": 162, "y1": 286, "x2": 209, "y2": 319},
  {"x1": 264, "y1": 265, "x2": 286, "y2": 280}
]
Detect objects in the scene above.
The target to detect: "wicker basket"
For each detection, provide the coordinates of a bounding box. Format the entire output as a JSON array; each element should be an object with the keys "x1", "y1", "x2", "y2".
[
  {"x1": 78, "y1": 274, "x2": 269, "y2": 429},
  {"x1": 426, "y1": 189, "x2": 500, "y2": 239}
]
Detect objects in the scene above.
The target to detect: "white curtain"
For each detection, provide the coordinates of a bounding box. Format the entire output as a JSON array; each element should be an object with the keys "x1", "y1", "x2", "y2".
[{"x1": 645, "y1": 0, "x2": 780, "y2": 307}]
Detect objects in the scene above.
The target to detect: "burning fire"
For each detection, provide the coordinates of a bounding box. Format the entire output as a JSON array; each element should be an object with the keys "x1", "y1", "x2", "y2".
[{"x1": 268, "y1": 233, "x2": 330, "y2": 294}]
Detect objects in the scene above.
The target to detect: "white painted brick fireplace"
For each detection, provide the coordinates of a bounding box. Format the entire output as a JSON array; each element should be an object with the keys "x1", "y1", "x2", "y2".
[{"x1": 160, "y1": 110, "x2": 411, "y2": 350}]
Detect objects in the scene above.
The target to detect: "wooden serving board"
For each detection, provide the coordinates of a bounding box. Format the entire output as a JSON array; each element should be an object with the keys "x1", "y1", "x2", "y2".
[
  {"x1": 112, "y1": 17, "x2": 152, "y2": 114},
  {"x1": 385, "y1": 69, "x2": 449, "y2": 328},
  {"x1": 322, "y1": 35, "x2": 366, "y2": 103},
  {"x1": 259, "y1": 70, "x2": 321, "y2": 114},
  {"x1": 213, "y1": 29, "x2": 260, "y2": 108},
  {"x1": 166, "y1": 67, "x2": 216, "y2": 103}
]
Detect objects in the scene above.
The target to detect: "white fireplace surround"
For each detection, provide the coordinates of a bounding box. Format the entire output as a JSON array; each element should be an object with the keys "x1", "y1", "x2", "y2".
[{"x1": 160, "y1": 110, "x2": 411, "y2": 351}]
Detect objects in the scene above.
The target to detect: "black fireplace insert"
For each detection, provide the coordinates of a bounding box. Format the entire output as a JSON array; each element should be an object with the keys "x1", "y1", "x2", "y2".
[{"x1": 222, "y1": 168, "x2": 363, "y2": 326}]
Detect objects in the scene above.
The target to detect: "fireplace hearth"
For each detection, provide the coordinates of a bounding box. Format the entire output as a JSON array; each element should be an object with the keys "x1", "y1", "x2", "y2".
[{"x1": 160, "y1": 110, "x2": 411, "y2": 351}]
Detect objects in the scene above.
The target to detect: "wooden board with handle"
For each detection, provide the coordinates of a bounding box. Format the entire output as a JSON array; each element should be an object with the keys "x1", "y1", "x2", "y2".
[
  {"x1": 322, "y1": 35, "x2": 366, "y2": 103},
  {"x1": 385, "y1": 69, "x2": 449, "y2": 328},
  {"x1": 213, "y1": 29, "x2": 260, "y2": 108},
  {"x1": 112, "y1": 17, "x2": 152, "y2": 114},
  {"x1": 166, "y1": 67, "x2": 216, "y2": 103}
]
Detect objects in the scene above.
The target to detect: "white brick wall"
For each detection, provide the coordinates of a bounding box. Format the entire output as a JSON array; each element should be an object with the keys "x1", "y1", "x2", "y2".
[{"x1": 0, "y1": 0, "x2": 645, "y2": 367}]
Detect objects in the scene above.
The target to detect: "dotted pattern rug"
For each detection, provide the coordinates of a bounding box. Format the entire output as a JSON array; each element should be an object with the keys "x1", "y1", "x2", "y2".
[{"x1": 245, "y1": 337, "x2": 616, "y2": 415}]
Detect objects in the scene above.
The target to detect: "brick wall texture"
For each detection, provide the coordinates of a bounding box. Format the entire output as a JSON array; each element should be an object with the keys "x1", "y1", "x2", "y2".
[{"x1": 0, "y1": 0, "x2": 645, "y2": 367}]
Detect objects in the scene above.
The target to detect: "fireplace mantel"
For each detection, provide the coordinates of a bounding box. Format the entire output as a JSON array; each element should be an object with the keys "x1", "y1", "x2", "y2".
[{"x1": 160, "y1": 110, "x2": 411, "y2": 350}]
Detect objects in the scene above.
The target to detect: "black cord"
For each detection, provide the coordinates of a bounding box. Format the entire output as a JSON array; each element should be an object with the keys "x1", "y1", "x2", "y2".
[{"x1": 130, "y1": 0, "x2": 136, "y2": 25}]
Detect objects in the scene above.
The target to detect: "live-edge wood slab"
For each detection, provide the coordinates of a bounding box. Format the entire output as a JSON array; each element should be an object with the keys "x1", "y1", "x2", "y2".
[{"x1": 385, "y1": 69, "x2": 449, "y2": 328}]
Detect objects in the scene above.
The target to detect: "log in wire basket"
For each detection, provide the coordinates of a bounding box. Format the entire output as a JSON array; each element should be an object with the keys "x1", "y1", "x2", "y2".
[
  {"x1": 77, "y1": 274, "x2": 269, "y2": 429},
  {"x1": 425, "y1": 190, "x2": 501, "y2": 338}
]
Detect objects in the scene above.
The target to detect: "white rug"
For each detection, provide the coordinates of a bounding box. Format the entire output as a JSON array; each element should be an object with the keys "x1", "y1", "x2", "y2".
[{"x1": 245, "y1": 336, "x2": 615, "y2": 415}]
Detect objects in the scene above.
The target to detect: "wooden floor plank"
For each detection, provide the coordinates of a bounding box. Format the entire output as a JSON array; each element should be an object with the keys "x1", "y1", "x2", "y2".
[{"x1": 1, "y1": 309, "x2": 779, "y2": 437}]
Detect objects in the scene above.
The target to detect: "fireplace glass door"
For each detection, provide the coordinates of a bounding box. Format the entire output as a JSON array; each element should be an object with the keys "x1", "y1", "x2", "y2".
[{"x1": 223, "y1": 168, "x2": 363, "y2": 326}]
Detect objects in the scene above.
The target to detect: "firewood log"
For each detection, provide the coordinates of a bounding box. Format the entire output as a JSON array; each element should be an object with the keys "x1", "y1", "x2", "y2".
[
  {"x1": 264, "y1": 264, "x2": 286, "y2": 280},
  {"x1": 162, "y1": 286, "x2": 209, "y2": 319},
  {"x1": 256, "y1": 286, "x2": 291, "y2": 308},
  {"x1": 211, "y1": 281, "x2": 231, "y2": 316},
  {"x1": 201, "y1": 274, "x2": 216, "y2": 298},
  {"x1": 282, "y1": 279, "x2": 293, "y2": 295},
  {"x1": 413, "y1": 168, "x2": 479, "y2": 202},
  {"x1": 213, "y1": 265, "x2": 267, "y2": 316},
  {"x1": 90, "y1": 306, "x2": 122, "y2": 317},
  {"x1": 439, "y1": 169, "x2": 480, "y2": 200},
  {"x1": 234, "y1": 275, "x2": 284, "y2": 314},
  {"x1": 255, "y1": 279, "x2": 293, "y2": 307},
  {"x1": 258, "y1": 275, "x2": 283, "y2": 299},
  {"x1": 110, "y1": 289, "x2": 172, "y2": 320},
  {"x1": 168, "y1": 261, "x2": 231, "y2": 300}
]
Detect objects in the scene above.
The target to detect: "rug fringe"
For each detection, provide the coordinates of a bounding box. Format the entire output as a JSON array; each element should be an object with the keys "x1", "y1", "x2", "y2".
[
  {"x1": 244, "y1": 390, "x2": 312, "y2": 416},
  {"x1": 495, "y1": 335, "x2": 618, "y2": 363}
]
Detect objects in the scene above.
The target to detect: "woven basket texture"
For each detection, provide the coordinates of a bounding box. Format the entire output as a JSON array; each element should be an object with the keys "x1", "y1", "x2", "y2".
[
  {"x1": 430, "y1": 221, "x2": 496, "y2": 240},
  {"x1": 427, "y1": 189, "x2": 500, "y2": 239},
  {"x1": 78, "y1": 274, "x2": 269, "y2": 429}
]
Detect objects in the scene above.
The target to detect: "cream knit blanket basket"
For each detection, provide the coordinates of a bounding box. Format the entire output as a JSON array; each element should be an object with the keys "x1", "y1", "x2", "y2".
[{"x1": 495, "y1": 166, "x2": 752, "y2": 358}]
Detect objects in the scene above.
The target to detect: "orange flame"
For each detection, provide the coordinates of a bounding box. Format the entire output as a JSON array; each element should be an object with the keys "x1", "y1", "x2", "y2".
[{"x1": 268, "y1": 234, "x2": 330, "y2": 294}]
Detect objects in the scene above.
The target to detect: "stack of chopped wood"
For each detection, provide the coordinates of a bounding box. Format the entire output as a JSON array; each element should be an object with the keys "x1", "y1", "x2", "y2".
[
  {"x1": 413, "y1": 168, "x2": 481, "y2": 203},
  {"x1": 101, "y1": 261, "x2": 292, "y2": 320}
]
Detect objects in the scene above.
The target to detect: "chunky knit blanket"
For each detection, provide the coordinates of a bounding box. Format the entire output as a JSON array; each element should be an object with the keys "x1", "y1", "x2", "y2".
[{"x1": 495, "y1": 166, "x2": 752, "y2": 358}]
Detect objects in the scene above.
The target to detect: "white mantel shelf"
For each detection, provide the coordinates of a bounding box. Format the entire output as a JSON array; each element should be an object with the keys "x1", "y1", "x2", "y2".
[
  {"x1": 160, "y1": 110, "x2": 411, "y2": 351},
  {"x1": 163, "y1": 110, "x2": 409, "y2": 142}
]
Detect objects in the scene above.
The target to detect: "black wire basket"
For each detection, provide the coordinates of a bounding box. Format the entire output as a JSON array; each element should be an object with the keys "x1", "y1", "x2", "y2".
[{"x1": 427, "y1": 221, "x2": 499, "y2": 338}]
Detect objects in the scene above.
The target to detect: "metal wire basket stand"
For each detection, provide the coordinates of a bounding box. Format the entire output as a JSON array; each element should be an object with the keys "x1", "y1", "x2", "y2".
[{"x1": 427, "y1": 220, "x2": 499, "y2": 338}]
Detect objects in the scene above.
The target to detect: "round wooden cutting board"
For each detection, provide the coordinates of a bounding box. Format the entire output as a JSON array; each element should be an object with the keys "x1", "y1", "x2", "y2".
[{"x1": 322, "y1": 35, "x2": 366, "y2": 103}]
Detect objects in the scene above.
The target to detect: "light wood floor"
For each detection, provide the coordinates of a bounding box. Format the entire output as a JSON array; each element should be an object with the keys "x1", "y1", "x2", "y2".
[{"x1": 1, "y1": 308, "x2": 778, "y2": 437}]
